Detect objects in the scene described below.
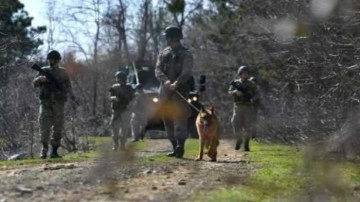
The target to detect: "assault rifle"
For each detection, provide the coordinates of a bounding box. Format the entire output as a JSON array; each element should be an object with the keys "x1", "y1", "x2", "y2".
[
  {"x1": 31, "y1": 63, "x2": 64, "y2": 92},
  {"x1": 230, "y1": 80, "x2": 253, "y2": 102},
  {"x1": 31, "y1": 63, "x2": 79, "y2": 105}
]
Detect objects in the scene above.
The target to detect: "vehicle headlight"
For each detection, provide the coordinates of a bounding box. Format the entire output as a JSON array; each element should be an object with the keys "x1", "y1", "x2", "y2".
[
  {"x1": 152, "y1": 97, "x2": 159, "y2": 103},
  {"x1": 187, "y1": 99, "x2": 192, "y2": 103},
  {"x1": 192, "y1": 96, "x2": 198, "y2": 102}
]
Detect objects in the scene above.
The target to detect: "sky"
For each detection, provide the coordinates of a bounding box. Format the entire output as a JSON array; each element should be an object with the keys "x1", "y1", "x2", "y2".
[
  {"x1": 20, "y1": 0, "x2": 47, "y2": 27},
  {"x1": 19, "y1": 0, "x2": 161, "y2": 59},
  {"x1": 20, "y1": 0, "x2": 117, "y2": 59},
  {"x1": 20, "y1": 0, "x2": 65, "y2": 56},
  {"x1": 19, "y1": 0, "x2": 162, "y2": 28}
]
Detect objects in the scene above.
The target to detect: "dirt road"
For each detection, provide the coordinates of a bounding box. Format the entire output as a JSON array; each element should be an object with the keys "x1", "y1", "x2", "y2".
[{"x1": 0, "y1": 139, "x2": 251, "y2": 202}]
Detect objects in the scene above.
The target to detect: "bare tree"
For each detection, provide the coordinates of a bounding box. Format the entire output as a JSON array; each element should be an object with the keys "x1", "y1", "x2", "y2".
[
  {"x1": 44, "y1": 0, "x2": 59, "y2": 52},
  {"x1": 164, "y1": 0, "x2": 204, "y2": 28},
  {"x1": 148, "y1": 1, "x2": 170, "y2": 59},
  {"x1": 103, "y1": 0, "x2": 130, "y2": 63},
  {"x1": 59, "y1": 0, "x2": 109, "y2": 117},
  {"x1": 136, "y1": 0, "x2": 152, "y2": 61},
  {"x1": 185, "y1": 0, "x2": 360, "y2": 143}
]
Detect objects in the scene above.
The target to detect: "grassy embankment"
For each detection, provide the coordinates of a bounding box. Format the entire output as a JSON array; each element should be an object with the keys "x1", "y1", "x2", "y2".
[{"x1": 192, "y1": 141, "x2": 360, "y2": 202}]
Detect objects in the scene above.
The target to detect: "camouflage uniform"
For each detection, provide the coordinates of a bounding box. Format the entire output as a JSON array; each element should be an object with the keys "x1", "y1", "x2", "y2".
[
  {"x1": 33, "y1": 64, "x2": 72, "y2": 158},
  {"x1": 109, "y1": 82, "x2": 134, "y2": 150},
  {"x1": 249, "y1": 77, "x2": 268, "y2": 139},
  {"x1": 130, "y1": 86, "x2": 147, "y2": 141},
  {"x1": 155, "y1": 44, "x2": 193, "y2": 158},
  {"x1": 130, "y1": 112, "x2": 145, "y2": 141},
  {"x1": 249, "y1": 77, "x2": 259, "y2": 139},
  {"x1": 229, "y1": 77, "x2": 259, "y2": 151}
]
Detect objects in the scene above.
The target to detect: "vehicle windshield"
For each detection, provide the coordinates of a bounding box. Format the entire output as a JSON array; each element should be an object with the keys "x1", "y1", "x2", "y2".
[
  {"x1": 126, "y1": 64, "x2": 196, "y2": 92},
  {"x1": 127, "y1": 66, "x2": 159, "y2": 90}
]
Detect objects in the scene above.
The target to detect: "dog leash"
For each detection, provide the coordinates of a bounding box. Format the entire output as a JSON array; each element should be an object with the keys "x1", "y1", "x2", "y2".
[{"x1": 175, "y1": 90, "x2": 201, "y2": 112}]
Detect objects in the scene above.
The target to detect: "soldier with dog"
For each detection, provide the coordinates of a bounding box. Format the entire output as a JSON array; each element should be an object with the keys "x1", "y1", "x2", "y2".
[
  {"x1": 155, "y1": 26, "x2": 194, "y2": 158},
  {"x1": 229, "y1": 66, "x2": 259, "y2": 152}
]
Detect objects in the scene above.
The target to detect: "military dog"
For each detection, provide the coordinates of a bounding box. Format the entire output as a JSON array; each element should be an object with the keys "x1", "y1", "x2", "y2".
[{"x1": 195, "y1": 105, "x2": 220, "y2": 162}]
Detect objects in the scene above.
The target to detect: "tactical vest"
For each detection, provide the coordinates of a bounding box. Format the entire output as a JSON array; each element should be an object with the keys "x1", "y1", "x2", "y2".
[
  {"x1": 159, "y1": 45, "x2": 192, "y2": 93},
  {"x1": 110, "y1": 84, "x2": 134, "y2": 110},
  {"x1": 230, "y1": 79, "x2": 256, "y2": 105},
  {"x1": 38, "y1": 66, "x2": 69, "y2": 102}
]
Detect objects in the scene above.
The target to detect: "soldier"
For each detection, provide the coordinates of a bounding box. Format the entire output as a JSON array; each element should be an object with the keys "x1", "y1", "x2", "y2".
[
  {"x1": 155, "y1": 26, "x2": 193, "y2": 158},
  {"x1": 33, "y1": 50, "x2": 72, "y2": 159},
  {"x1": 249, "y1": 77, "x2": 259, "y2": 139},
  {"x1": 130, "y1": 84, "x2": 146, "y2": 142},
  {"x1": 229, "y1": 66, "x2": 259, "y2": 151},
  {"x1": 249, "y1": 76, "x2": 267, "y2": 139},
  {"x1": 109, "y1": 71, "x2": 135, "y2": 150}
]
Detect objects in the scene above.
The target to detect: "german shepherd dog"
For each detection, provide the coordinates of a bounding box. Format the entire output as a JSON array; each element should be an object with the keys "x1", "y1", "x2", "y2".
[{"x1": 195, "y1": 105, "x2": 220, "y2": 162}]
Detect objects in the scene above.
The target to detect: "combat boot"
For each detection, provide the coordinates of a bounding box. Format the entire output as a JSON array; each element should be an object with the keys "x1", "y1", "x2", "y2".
[
  {"x1": 166, "y1": 140, "x2": 177, "y2": 157},
  {"x1": 175, "y1": 147, "x2": 184, "y2": 158},
  {"x1": 235, "y1": 139, "x2": 242, "y2": 150},
  {"x1": 244, "y1": 138, "x2": 250, "y2": 152},
  {"x1": 40, "y1": 144, "x2": 48, "y2": 159},
  {"x1": 112, "y1": 137, "x2": 119, "y2": 151},
  {"x1": 119, "y1": 140, "x2": 126, "y2": 151},
  {"x1": 175, "y1": 139, "x2": 186, "y2": 159},
  {"x1": 50, "y1": 146, "x2": 62, "y2": 158}
]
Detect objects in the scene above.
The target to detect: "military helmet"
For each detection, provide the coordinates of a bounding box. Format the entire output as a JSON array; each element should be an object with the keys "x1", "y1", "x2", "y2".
[
  {"x1": 115, "y1": 71, "x2": 127, "y2": 80},
  {"x1": 162, "y1": 26, "x2": 183, "y2": 39},
  {"x1": 237, "y1": 65, "x2": 250, "y2": 75},
  {"x1": 47, "y1": 50, "x2": 62, "y2": 60}
]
